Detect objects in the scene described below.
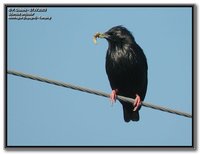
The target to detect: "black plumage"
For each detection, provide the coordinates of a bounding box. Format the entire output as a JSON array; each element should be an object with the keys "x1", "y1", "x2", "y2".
[{"x1": 95, "y1": 26, "x2": 148, "y2": 122}]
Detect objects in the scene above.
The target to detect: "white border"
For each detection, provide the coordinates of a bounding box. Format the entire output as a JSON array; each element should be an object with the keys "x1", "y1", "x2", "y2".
[{"x1": 1, "y1": 0, "x2": 198, "y2": 153}]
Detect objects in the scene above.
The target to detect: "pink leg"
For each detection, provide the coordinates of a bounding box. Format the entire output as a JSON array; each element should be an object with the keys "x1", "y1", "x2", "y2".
[
  {"x1": 110, "y1": 89, "x2": 118, "y2": 103},
  {"x1": 133, "y1": 94, "x2": 141, "y2": 111}
]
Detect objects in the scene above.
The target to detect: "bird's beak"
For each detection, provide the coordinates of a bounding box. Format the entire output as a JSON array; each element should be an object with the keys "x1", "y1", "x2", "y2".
[
  {"x1": 93, "y1": 32, "x2": 109, "y2": 44},
  {"x1": 98, "y1": 33, "x2": 109, "y2": 39}
]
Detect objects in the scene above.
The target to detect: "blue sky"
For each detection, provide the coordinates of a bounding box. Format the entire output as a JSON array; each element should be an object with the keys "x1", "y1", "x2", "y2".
[{"x1": 7, "y1": 6, "x2": 192, "y2": 146}]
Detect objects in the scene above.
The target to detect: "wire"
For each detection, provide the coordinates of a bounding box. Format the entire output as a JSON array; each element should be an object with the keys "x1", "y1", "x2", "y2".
[{"x1": 7, "y1": 70, "x2": 192, "y2": 118}]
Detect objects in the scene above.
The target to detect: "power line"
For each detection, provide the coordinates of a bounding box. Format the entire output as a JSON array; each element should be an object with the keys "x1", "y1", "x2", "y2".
[{"x1": 7, "y1": 70, "x2": 192, "y2": 118}]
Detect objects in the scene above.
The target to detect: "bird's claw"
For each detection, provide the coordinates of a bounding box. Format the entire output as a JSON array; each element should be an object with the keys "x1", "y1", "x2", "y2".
[
  {"x1": 110, "y1": 89, "x2": 118, "y2": 104},
  {"x1": 133, "y1": 94, "x2": 141, "y2": 111}
]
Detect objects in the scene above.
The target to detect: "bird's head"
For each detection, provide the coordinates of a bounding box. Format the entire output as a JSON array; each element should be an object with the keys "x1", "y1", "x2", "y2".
[{"x1": 93, "y1": 26, "x2": 135, "y2": 45}]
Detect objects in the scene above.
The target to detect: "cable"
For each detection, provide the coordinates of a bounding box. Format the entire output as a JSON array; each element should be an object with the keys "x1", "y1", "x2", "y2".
[{"x1": 7, "y1": 70, "x2": 192, "y2": 118}]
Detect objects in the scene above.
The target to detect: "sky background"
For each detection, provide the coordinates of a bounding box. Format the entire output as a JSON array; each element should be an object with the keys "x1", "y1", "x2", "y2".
[{"x1": 7, "y1": 6, "x2": 192, "y2": 146}]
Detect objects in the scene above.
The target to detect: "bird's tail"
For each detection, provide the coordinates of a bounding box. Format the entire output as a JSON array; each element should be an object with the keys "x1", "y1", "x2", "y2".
[{"x1": 122, "y1": 103, "x2": 139, "y2": 122}]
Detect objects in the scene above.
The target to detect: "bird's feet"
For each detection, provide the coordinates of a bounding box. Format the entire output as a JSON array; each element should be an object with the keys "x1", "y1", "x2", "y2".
[
  {"x1": 110, "y1": 89, "x2": 118, "y2": 104},
  {"x1": 133, "y1": 94, "x2": 141, "y2": 111}
]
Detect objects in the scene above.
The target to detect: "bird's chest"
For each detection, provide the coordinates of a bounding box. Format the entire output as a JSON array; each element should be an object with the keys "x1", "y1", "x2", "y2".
[
  {"x1": 105, "y1": 51, "x2": 137, "y2": 93},
  {"x1": 106, "y1": 50, "x2": 135, "y2": 75}
]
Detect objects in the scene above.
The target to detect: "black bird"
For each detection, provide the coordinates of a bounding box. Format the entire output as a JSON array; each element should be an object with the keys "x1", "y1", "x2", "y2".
[{"x1": 94, "y1": 26, "x2": 148, "y2": 122}]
